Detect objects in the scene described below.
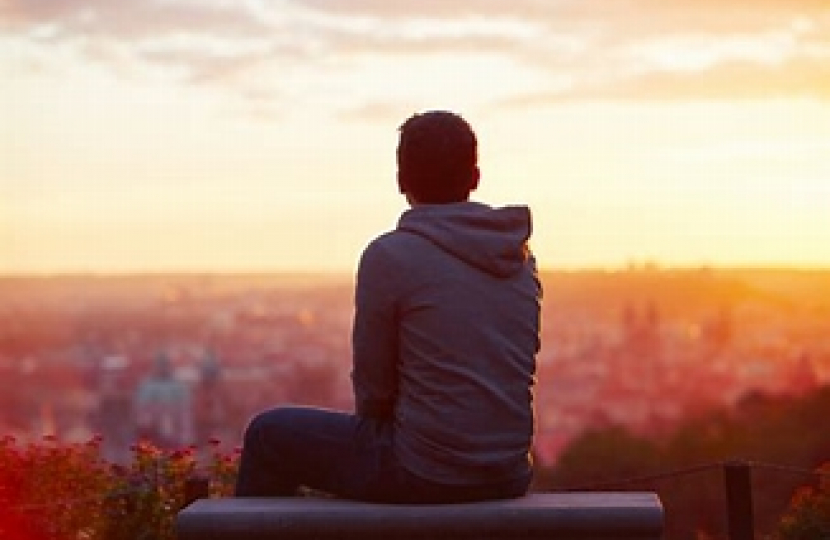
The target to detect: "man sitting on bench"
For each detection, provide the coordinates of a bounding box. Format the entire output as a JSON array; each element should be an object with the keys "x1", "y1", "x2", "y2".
[{"x1": 234, "y1": 110, "x2": 542, "y2": 503}]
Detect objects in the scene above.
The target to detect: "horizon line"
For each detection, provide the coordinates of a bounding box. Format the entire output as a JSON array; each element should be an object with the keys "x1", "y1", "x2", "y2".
[{"x1": 3, "y1": 263, "x2": 830, "y2": 279}]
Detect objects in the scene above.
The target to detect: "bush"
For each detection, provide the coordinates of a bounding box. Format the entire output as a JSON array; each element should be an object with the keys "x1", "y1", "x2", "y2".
[
  {"x1": 0, "y1": 436, "x2": 239, "y2": 540},
  {"x1": 773, "y1": 463, "x2": 830, "y2": 540}
]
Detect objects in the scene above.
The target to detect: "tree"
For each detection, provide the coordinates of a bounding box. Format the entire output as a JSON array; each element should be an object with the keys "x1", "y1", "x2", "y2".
[{"x1": 774, "y1": 463, "x2": 830, "y2": 540}]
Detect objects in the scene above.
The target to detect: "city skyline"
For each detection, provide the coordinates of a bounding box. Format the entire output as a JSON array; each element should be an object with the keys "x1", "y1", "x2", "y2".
[{"x1": 2, "y1": 0, "x2": 830, "y2": 273}]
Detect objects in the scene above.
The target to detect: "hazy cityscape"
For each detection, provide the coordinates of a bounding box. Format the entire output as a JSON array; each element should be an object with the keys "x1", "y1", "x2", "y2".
[{"x1": 1, "y1": 267, "x2": 828, "y2": 469}]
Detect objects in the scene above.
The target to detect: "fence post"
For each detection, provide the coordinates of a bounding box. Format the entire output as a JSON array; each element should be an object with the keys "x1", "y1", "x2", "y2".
[
  {"x1": 723, "y1": 460, "x2": 754, "y2": 540},
  {"x1": 183, "y1": 477, "x2": 210, "y2": 509}
]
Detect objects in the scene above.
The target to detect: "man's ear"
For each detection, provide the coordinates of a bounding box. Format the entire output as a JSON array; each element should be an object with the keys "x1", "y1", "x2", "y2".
[{"x1": 469, "y1": 166, "x2": 480, "y2": 192}]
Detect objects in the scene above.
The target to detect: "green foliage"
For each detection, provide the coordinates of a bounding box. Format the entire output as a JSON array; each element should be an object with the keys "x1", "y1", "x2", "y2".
[
  {"x1": 773, "y1": 464, "x2": 830, "y2": 540},
  {"x1": 546, "y1": 426, "x2": 661, "y2": 487},
  {"x1": 538, "y1": 384, "x2": 830, "y2": 540},
  {"x1": 0, "y1": 436, "x2": 239, "y2": 540}
]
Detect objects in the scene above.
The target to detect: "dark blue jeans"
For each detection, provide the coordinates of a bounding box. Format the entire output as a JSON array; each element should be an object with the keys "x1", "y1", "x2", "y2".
[{"x1": 234, "y1": 406, "x2": 531, "y2": 503}]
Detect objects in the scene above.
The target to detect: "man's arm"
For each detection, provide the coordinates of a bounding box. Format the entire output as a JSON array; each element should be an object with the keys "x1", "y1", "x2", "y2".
[{"x1": 351, "y1": 240, "x2": 399, "y2": 421}]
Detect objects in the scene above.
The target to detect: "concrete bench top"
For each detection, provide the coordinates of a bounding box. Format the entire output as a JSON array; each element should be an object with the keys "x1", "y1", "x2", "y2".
[{"x1": 177, "y1": 492, "x2": 664, "y2": 540}]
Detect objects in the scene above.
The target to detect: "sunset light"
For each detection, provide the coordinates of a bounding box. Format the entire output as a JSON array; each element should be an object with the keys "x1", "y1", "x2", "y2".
[
  {"x1": 4, "y1": 6, "x2": 830, "y2": 538},
  {"x1": 2, "y1": 0, "x2": 829, "y2": 273}
]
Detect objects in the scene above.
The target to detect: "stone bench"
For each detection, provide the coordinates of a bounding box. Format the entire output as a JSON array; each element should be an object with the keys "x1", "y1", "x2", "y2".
[{"x1": 176, "y1": 492, "x2": 664, "y2": 540}]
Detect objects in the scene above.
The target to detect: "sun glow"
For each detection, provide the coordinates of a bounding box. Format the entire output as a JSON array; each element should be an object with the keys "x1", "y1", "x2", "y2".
[{"x1": 2, "y1": 1, "x2": 829, "y2": 273}]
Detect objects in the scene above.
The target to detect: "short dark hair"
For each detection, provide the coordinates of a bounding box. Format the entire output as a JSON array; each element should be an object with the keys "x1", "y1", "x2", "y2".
[{"x1": 397, "y1": 111, "x2": 478, "y2": 204}]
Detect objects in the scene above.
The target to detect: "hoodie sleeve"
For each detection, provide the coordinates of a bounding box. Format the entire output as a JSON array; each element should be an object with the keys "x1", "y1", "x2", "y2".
[{"x1": 351, "y1": 239, "x2": 399, "y2": 420}]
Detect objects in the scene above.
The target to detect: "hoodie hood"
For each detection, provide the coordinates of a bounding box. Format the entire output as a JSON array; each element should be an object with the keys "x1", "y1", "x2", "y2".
[{"x1": 397, "y1": 201, "x2": 532, "y2": 278}]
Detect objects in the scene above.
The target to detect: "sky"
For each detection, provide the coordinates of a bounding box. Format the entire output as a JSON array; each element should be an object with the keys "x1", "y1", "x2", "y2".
[{"x1": 2, "y1": 0, "x2": 830, "y2": 274}]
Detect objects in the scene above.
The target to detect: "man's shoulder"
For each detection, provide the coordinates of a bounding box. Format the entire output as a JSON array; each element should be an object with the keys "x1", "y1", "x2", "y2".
[
  {"x1": 365, "y1": 228, "x2": 426, "y2": 252},
  {"x1": 359, "y1": 229, "x2": 433, "y2": 273}
]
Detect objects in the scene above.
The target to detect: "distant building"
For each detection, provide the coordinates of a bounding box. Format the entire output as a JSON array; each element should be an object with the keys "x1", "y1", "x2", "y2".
[
  {"x1": 193, "y1": 349, "x2": 228, "y2": 444},
  {"x1": 92, "y1": 355, "x2": 134, "y2": 463},
  {"x1": 134, "y1": 352, "x2": 194, "y2": 448},
  {"x1": 620, "y1": 300, "x2": 662, "y2": 358}
]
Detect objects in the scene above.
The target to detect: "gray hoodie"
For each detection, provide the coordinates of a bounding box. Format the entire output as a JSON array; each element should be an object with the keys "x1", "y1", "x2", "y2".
[{"x1": 351, "y1": 201, "x2": 542, "y2": 485}]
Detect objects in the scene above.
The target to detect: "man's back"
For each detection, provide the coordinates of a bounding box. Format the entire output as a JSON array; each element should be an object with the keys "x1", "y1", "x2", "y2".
[{"x1": 352, "y1": 201, "x2": 541, "y2": 485}]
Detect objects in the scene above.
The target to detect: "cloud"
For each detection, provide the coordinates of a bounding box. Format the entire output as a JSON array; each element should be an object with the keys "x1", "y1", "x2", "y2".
[
  {"x1": 497, "y1": 56, "x2": 830, "y2": 109},
  {"x1": 289, "y1": 0, "x2": 830, "y2": 107},
  {"x1": 336, "y1": 101, "x2": 413, "y2": 123},
  {"x1": 1, "y1": 0, "x2": 305, "y2": 112},
  {"x1": 1, "y1": 0, "x2": 267, "y2": 39},
  {"x1": 489, "y1": 1, "x2": 830, "y2": 106},
  {"x1": 286, "y1": 0, "x2": 555, "y2": 20},
  {"x1": 2, "y1": 0, "x2": 828, "y2": 114},
  {"x1": 288, "y1": 0, "x2": 827, "y2": 39}
]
